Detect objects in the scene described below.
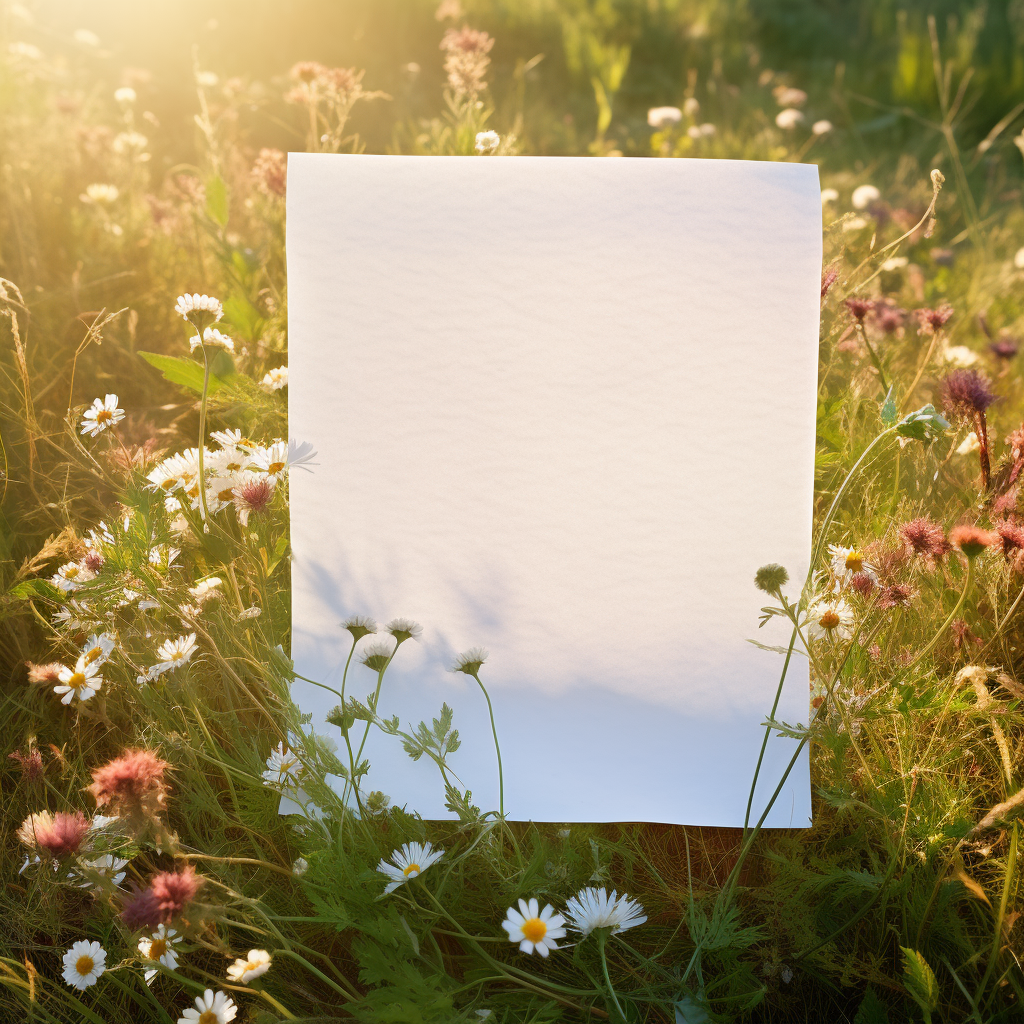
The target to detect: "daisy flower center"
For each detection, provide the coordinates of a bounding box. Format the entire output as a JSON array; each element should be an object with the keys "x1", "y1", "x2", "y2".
[
  {"x1": 845, "y1": 551, "x2": 865, "y2": 572},
  {"x1": 75, "y1": 955, "x2": 95, "y2": 975},
  {"x1": 64, "y1": 565, "x2": 80, "y2": 578},
  {"x1": 85, "y1": 646, "x2": 102, "y2": 664},
  {"x1": 95, "y1": 409, "x2": 113, "y2": 424},
  {"x1": 149, "y1": 939, "x2": 167, "y2": 959},
  {"x1": 217, "y1": 487, "x2": 234, "y2": 502},
  {"x1": 520, "y1": 918, "x2": 547, "y2": 944},
  {"x1": 198, "y1": 1012, "x2": 218, "y2": 1024},
  {"x1": 68, "y1": 672, "x2": 87, "y2": 689},
  {"x1": 402, "y1": 863, "x2": 421, "y2": 877},
  {"x1": 267, "y1": 461, "x2": 285, "y2": 475},
  {"x1": 160, "y1": 478, "x2": 176, "y2": 491},
  {"x1": 819, "y1": 610, "x2": 840, "y2": 630}
]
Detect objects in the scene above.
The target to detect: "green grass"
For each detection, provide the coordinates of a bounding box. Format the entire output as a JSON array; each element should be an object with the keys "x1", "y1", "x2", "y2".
[{"x1": 2, "y1": 1, "x2": 1024, "y2": 1021}]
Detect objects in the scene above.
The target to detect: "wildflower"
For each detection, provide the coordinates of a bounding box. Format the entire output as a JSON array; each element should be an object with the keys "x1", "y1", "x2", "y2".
[
  {"x1": 502, "y1": 897, "x2": 566, "y2": 956},
  {"x1": 138, "y1": 925, "x2": 180, "y2": 984},
  {"x1": 452, "y1": 647, "x2": 488, "y2": 674},
  {"x1": 900, "y1": 517, "x2": 948, "y2": 567},
  {"x1": 820, "y1": 265, "x2": 838, "y2": 297},
  {"x1": 820, "y1": 188, "x2": 839, "y2": 205},
  {"x1": 774, "y1": 86, "x2": 807, "y2": 106},
  {"x1": 61, "y1": 940, "x2": 106, "y2": 991},
  {"x1": 292, "y1": 857, "x2": 309, "y2": 876},
  {"x1": 81, "y1": 631, "x2": 115, "y2": 667},
  {"x1": 227, "y1": 949, "x2": 271, "y2": 983},
  {"x1": 177, "y1": 990, "x2": 237, "y2": 1024},
  {"x1": 775, "y1": 108, "x2": 804, "y2": 129},
  {"x1": 944, "y1": 346, "x2": 978, "y2": 369},
  {"x1": 848, "y1": 571, "x2": 875, "y2": 598},
  {"x1": 881, "y1": 256, "x2": 908, "y2": 272},
  {"x1": 844, "y1": 297, "x2": 874, "y2": 324},
  {"x1": 188, "y1": 577, "x2": 222, "y2": 603},
  {"x1": 112, "y1": 130, "x2": 148, "y2": 154},
  {"x1": 647, "y1": 106, "x2": 682, "y2": 128},
  {"x1": 957, "y1": 431, "x2": 981, "y2": 455},
  {"x1": 114, "y1": 85, "x2": 136, "y2": 104},
  {"x1": 340, "y1": 615, "x2": 377, "y2": 640},
  {"x1": 250, "y1": 438, "x2": 317, "y2": 478},
  {"x1": 9, "y1": 745, "x2": 44, "y2": 782},
  {"x1": 21, "y1": 809, "x2": 91, "y2": 858},
  {"x1": 54, "y1": 658, "x2": 102, "y2": 704},
  {"x1": 80, "y1": 394, "x2": 125, "y2": 437},
  {"x1": 89, "y1": 748, "x2": 170, "y2": 820},
  {"x1": 149, "y1": 867, "x2": 204, "y2": 923},
  {"x1": 196, "y1": 70, "x2": 218, "y2": 88},
  {"x1": 80, "y1": 183, "x2": 119, "y2": 204},
  {"x1": 843, "y1": 216, "x2": 868, "y2": 231},
  {"x1": 440, "y1": 25, "x2": 494, "y2": 99},
  {"x1": 950, "y1": 524, "x2": 997, "y2": 559},
  {"x1": 755, "y1": 564, "x2": 790, "y2": 595},
  {"x1": 565, "y1": 886, "x2": 647, "y2": 937},
  {"x1": 26, "y1": 661, "x2": 65, "y2": 685},
  {"x1": 994, "y1": 520, "x2": 1024, "y2": 561},
  {"x1": 387, "y1": 618, "x2": 422, "y2": 643},
  {"x1": 812, "y1": 119, "x2": 832, "y2": 134},
  {"x1": 262, "y1": 742, "x2": 304, "y2": 788},
  {"x1": 238, "y1": 606, "x2": 262, "y2": 620},
  {"x1": 377, "y1": 841, "x2": 444, "y2": 894},
  {"x1": 76, "y1": 854, "x2": 128, "y2": 890},
  {"x1": 851, "y1": 184, "x2": 880, "y2": 209},
  {"x1": 154, "y1": 633, "x2": 198, "y2": 673},
  {"x1": 951, "y1": 618, "x2": 982, "y2": 650},
  {"x1": 260, "y1": 366, "x2": 288, "y2": 391},
  {"x1": 805, "y1": 597, "x2": 855, "y2": 641},
  {"x1": 916, "y1": 304, "x2": 954, "y2": 335},
  {"x1": 475, "y1": 130, "x2": 500, "y2": 153},
  {"x1": 877, "y1": 583, "x2": 915, "y2": 610},
  {"x1": 173, "y1": 293, "x2": 223, "y2": 331},
  {"x1": 53, "y1": 560, "x2": 96, "y2": 591},
  {"x1": 361, "y1": 639, "x2": 395, "y2": 672},
  {"x1": 829, "y1": 544, "x2": 877, "y2": 586},
  {"x1": 232, "y1": 471, "x2": 275, "y2": 525},
  {"x1": 990, "y1": 337, "x2": 1019, "y2": 360},
  {"x1": 252, "y1": 147, "x2": 287, "y2": 198},
  {"x1": 190, "y1": 327, "x2": 235, "y2": 353}
]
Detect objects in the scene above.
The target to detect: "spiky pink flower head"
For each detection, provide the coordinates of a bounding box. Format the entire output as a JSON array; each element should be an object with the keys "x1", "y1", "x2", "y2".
[
  {"x1": 820, "y1": 265, "x2": 838, "y2": 298},
  {"x1": 20, "y1": 810, "x2": 90, "y2": 858},
  {"x1": 289, "y1": 60, "x2": 328, "y2": 84},
  {"x1": 149, "y1": 867, "x2": 204, "y2": 922},
  {"x1": 83, "y1": 550, "x2": 105, "y2": 572},
  {"x1": 899, "y1": 517, "x2": 949, "y2": 567},
  {"x1": 950, "y1": 618, "x2": 982, "y2": 651},
  {"x1": 849, "y1": 572, "x2": 875, "y2": 597},
  {"x1": 9, "y1": 747, "x2": 44, "y2": 783},
  {"x1": 845, "y1": 297, "x2": 874, "y2": 323},
  {"x1": 993, "y1": 488, "x2": 1020, "y2": 517},
  {"x1": 877, "y1": 583, "x2": 915, "y2": 609},
  {"x1": 950, "y1": 524, "x2": 997, "y2": 560},
  {"x1": 232, "y1": 474, "x2": 274, "y2": 518},
  {"x1": 942, "y1": 369, "x2": 997, "y2": 418},
  {"x1": 994, "y1": 520, "x2": 1024, "y2": 561},
  {"x1": 120, "y1": 885, "x2": 162, "y2": 931},
  {"x1": 915, "y1": 304, "x2": 954, "y2": 335},
  {"x1": 252, "y1": 147, "x2": 287, "y2": 198},
  {"x1": 873, "y1": 303, "x2": 905, "y2": 334},
  {"x1": 88, "y1": 748, "x2": 170, "y2": 820},
  {"x1": 26, "y1": 661, "x2": 64, "y2": 684},
  {"x1": 990, "y1": 337, "x2": 1019, "y2": 360}
]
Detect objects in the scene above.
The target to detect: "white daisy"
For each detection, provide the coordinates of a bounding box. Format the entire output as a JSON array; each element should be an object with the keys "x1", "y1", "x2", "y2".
[
  {"x1": 564, "y1": 887, "x2": 647, "y2": 937},
  {"x1": 178, "y1": 989, "x2": 237, "y2": 1024},
  {"x1": 146, "y1": 449, "x2": 201, "y2": 492},
  {"x1": 775, "y1": 108, "x2": 805, "y2": 129},
  {"x1": 138, "y1": 925, "x2": 181, "y2": 985},
  {"x1": 249, "y1": 438, "x2": 318, "y2": 479},
  {"x1": 262, "y1": 742, "x2": 304, "y2": 788},
  {"x1": 114, "y1": 86, "x2": 136, "y2": 104},
  {"x1": 54, "y1": 658, "x2": 102, "y2": 704},
  {"x1": 226, "y1": 948, "x2": 271, "y2": 983},
  {"x1": 820, "y1": 188, "x2": 839, "y2": 205},
  {"x1": 386, "y1": 618, "x2": 422, "y2": 643},
  {"x1": 190, "y1": 326, "x2": 235, "y2": 353},
  {"x1": 474, "y1": 130, "x2": 500, "y2": 153},
  {"x1": 957, "y1": 431, "x2": 981, "y2": 455},
  {"x1": 851, "y1": 184, "x2": 881, "y2": 210},
  {"x1": 828, "y1": 544, "x2": 877, "y2": 587},
  {"x1": 61, "y1": 940, "x2": 106, "y2": 990},
  {"x1": 501, "y1": 897, "x2": 567, "y2": 957},
  {"x1": 154, "y1": 633, "x2": 198, "y2": 673},
  {"x1": 80, "y1": 632, "x2": 115, "y2": 668},
  {"x1": 75, "y1": 854, "x2": 128, "y2": 890},
  {"x1": 189, "y1": 577, "x2": 222, "y2": 602},
  {"x1": 80, "y1": 394, "x2": 125, "y2": 437},
  {"x1": 238, "y1": 605, "x2": 262, "y2": 620},
  {"x1": 292, "y1": 857, "x2": 309, "y2": 876},
  {"x1": 805, "y1": 597, "x2": 855, "y2": 642},
  {"x1": 52, "y1": 561, "x2": 95, "y2": 591},
  {"x1": 80, "y1": 183, "x2": 119, "y2": 204},
  {"x1": 53, "y1": 600, "x2": 95, "y2": 630},
  {"x1": 204, "y1": 475, "x2": 242, "y2": 515},
  {"x1": 88, "y1": 814, "x2": 119, "y2": 832},
  {"x1": 211, "y1": 428, "x2": 248, "y2": 451},
  {"x1": 377, "y1": 841, "x2": 444, "y2": 894},
  {"x1": 812, "y1": 119, "x2": 833, "y2": 135},
  {"x1": 647, "y1": 106, "x2": 682, "y2": 129},
  {"x1": 452, "y1": 647, "x2": 488, "y2": 674},
  {"x1": 260, "y1": 366, "x2": 288, "y2": 391},
  {"x1": 148, "y1": 544, "x2": 181, "y2": 571},
  {"x1": 173, "y1": 293, "x2": 223, "y2": 329}
]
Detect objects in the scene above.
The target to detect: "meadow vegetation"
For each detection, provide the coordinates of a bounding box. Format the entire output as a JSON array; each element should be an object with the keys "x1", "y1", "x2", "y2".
[{"x1": 2, "y1": 1, "x2": 1024, "y2": 1021}]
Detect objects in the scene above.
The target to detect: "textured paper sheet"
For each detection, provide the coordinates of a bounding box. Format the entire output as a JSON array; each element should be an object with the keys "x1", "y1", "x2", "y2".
[{"x1": 287, "y1": 153, "x2": 820, "y2": 826}]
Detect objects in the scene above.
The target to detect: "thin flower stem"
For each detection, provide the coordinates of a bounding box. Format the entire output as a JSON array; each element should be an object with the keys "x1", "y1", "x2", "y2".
[
  {"x1": 194, "y1": 333, "x2": 212, "y2": 524},
  {"x1": 858, "y1": 325, "x2": 890, "y2": 393},
  {"x1": 902, "y1": 558, "x2": 974, "y2": 673},
  {"x1": 597, "y1": 930, "x2": 628, "y2": 1022},
  {"x1": 472, "y1": 670, "x2": 504, "y2": 817}
]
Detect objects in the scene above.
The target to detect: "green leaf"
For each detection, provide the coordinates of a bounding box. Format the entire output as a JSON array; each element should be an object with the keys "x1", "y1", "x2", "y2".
[
  {"x1": 8, "y1": 578, "x2": 64, "y2": 602},
  {"x1": 138, "y1": 351, "x2": 223, "y2": 396},
  {"x1": 206, "y1": 174, "x2": 229, "y2": 226},
  {"x1": 222, "y1": 293, "x2": 264, "y2": 342},
  {"x1": 853, "y1": 987, "x2": 890, "y2": 1024},
  {"x1": 900, "y1": 947, "x2": 938, "y2": 1023},
  {"x1": 895, "y1": 405, "x2": 949, "y2": 443},
  {"x1": 879, "y1": 387, "x2": 897, "y2": 426},
  {"x1": 675, "y1": 993, "x2": 712, "y2": 1024}
]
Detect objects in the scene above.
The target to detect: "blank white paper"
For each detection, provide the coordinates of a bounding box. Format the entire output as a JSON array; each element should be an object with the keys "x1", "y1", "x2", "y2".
[{"x1": 286, "y1": 153, "x2": 820, "y2": 826}]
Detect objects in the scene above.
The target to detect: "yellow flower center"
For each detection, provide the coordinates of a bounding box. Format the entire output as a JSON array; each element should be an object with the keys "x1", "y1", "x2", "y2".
[
  {"x1": 819, "y1": 610, "x2": 840, "y2": 630},
  {"x1": 226, "y1": 461, "x2": 241, "y2": 471},
  {"x1": 267, "y1": 461, "x2": 285, "y2": 475},
  {"x1": 521, "y1": 918, "x2": 547, "y2": 944},
  {"x1": 64, "y1": 565, "x2": 80, "y2": 578},
  {"x1": 148, "y1": 938, "x2": 167, "y2": 960},
  {"x1": 402, "y1": 863, "x2": 421, "y2": 877},
  {"x1": 160, "y1": 478, "x2": 177, "y2": 490},
  {"x1": 68, "y1": 672, "x2": 87, "y2": 689},
  {"x1": 845, "y1": 551, "x2": 864, "y2": 572},
  {"x1": 84, "y1": 646, "x2": 102, "y2": 664},
  {"x1": 95, "y1": 409, "x2": 113, "y2": 424},
  {"x1": 198, "y1": 1012, "x2": 218, "y2": 1024},
  {"x1": 217, "y1": 487, "x2": 234, "y2": 502},
  {"x1": 75, "y1": 955, "x2": 95, "y2": 976}
]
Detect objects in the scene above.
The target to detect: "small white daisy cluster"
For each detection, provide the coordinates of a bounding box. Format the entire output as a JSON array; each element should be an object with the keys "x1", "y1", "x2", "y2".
[
  {"x1": 145, "y1": 433, "x2": 316, "y2": 527},
  {"x1": 80, "y1": 394, "x2": 125, "y2": 437},
  {"x1": 374, "y1": 842, "x2": 645, "y2": 958},
  {"x1": 805, "y1": 543, "x2": 879, "y2": 645},
  {"x1": 45, "y1": 632, "x2": 115, "y2": 706},
  {"x1": 137, "y1": 633, "x2": 198, "y2": 685},
  {"x1": 262, "y1": 741, "x2": 305, "y2": 792}
]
